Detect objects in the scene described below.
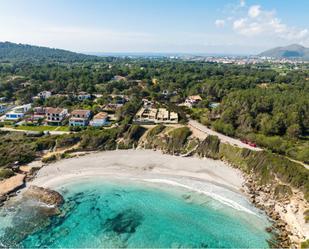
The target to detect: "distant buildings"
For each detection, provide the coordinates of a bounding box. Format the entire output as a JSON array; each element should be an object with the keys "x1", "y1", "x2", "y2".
[
  {"x1": 112, "y1": 75, "x2": 127, "y2": 81},
  {"x1": 5, "y1": 104, "x2": 32, "y2": 120},
  {"x1": 45, "y1": 107, "x2": 68, "y2": 125},
  {"x1": 134, "y1": 107, "x2": 178, "y2": 124},
  {"x1": 0, "y1": 104, "x2": 9, "y2": 114},
  {"x1": 182, "y1": 95, "x2": 202, "y2": 108},
  {"x1": 90, "y1": 112, "x2": 109, "y2": 127},
  {"x1": 76, "y1": 92, "x2": 91, "y2": 101},
  {"x1": 32, "y1": 107, "x2": 47, "y2": 120},
  {"x1": 69, "y1": 110, "x2": 92, "y2": 127},
  {"x1": 142, "y1": 98, "x2": 154, "y2": 108},
  {"x1": 37, "y1": 91, "x2": 52, "y2": 100}
]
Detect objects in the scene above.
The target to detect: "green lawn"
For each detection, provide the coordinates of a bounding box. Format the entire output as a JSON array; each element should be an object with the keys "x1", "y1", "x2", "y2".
[
  {"x1": 55, "y1": 126, "x2": 70, "y2": 132},
  {"x1": 13, "y1": 125, "x2": 69, "y2": 132}
]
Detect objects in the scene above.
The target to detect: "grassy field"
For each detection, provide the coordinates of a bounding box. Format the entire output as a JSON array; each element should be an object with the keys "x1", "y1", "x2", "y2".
[{"x1": 12, "y1": 125, "x2": 69, "y2": 132}]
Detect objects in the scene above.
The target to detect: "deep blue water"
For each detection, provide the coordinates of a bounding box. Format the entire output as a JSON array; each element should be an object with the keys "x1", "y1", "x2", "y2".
[{"x1": 0, "y1": 180, "x2": 273, "y2": 248}]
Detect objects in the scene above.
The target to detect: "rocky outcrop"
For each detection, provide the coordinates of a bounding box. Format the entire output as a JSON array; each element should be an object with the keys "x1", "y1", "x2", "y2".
[
  {"x1": 23, "y1": 185, "x2": 64, "y2": 206},
  {"x1": 243, "y1": 173, "x2": 308, "y2": 248},
  {"x1": 0, "y1": 174, "x2": 25, "y2": 204}
]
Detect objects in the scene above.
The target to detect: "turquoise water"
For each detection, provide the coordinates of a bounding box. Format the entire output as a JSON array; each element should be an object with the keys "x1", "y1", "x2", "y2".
[{"x1": 0, "y1": 180, "x2": 273, "y2": 248}]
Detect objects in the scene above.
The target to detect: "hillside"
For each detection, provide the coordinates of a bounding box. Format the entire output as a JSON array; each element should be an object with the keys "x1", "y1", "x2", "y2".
[
  {"x1": 259, "y1": 44, "x2": 309, "y2": 60},
  {"x1": 0, "y1": 41, "x2": 99, "y2": 62}
]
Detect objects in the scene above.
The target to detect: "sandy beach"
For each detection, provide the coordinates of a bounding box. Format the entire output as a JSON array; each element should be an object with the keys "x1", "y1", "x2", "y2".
[
  {"x1": 31, "y1": 150, "x2": 243, "y2": 188},
  {"x1": 29, "y1": 150, "x2": 261, "y2": 215}
]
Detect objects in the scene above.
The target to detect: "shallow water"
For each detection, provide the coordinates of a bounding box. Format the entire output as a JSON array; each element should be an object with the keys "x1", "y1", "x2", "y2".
[{"x1": 0, "y1": 179, "x2": 273, "y2": 248}]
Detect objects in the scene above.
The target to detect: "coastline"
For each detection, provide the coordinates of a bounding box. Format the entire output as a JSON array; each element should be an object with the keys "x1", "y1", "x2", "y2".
[
  {"x1": 29, "y1": 150, "x2": 253, "y2": 215},
  {"x1": 1, "y1": 149, "x2": 308, "y2": 248}
]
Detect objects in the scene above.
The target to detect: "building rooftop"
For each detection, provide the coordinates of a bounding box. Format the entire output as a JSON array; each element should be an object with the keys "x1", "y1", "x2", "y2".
[
  {"x1": 170, "y1": 112, "x2": 178, "y2": 119},
  {"x1": 46, "y1": 107, "x2": 66, "y2": 114},
  {"x1": 188, "y1": 95, "x2": 202, "y2": 101},
  {"x1": 93, "y1": 112, "x2": 108, "y2": 119},
  {"x1": 71, "y1": 109, "x2": 91, "y2": 116},
  {"x1": 157, "y1": 108, "x2": 169, "y2": 119}
]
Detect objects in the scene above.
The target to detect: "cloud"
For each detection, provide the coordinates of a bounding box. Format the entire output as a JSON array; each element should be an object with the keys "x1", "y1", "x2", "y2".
[
  {"x1": 215, "y1": 19, "x2": 225, "y2": 28},
  {"x1": 248, "y1": 5, "x2": 261, "y2": 18},
  {"x1": 217, "y1": 2, "x2": 309, "y2": 44}
]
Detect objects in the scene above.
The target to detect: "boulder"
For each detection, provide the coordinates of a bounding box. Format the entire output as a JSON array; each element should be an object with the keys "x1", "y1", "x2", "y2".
[{"x1": 23, "y1": 185, "x2": 64, "y2": 206}]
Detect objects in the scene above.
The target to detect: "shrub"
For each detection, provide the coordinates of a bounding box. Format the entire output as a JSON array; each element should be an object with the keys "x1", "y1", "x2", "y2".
[
  {"x1": 274, "y1": 184, "x2": 292, "y2": 200},
  {"x1": 197, "y1": 135, "x2": 220, "y2": 159},
  {"x1": 42, "y1": 154, "x2": 57, "y2": 163},
  {"x1": 147, "y1": 125, "x2": 166, "y2": 140},
  {"x1": 0, "y1": 168, "x2": 14, "y2": 180},
  {"x1": 212, "y1": 120, "x2": 235, "y2": 136},
  {"x1": 166, "y1": 127, "x2": 192, "y2": 153}
]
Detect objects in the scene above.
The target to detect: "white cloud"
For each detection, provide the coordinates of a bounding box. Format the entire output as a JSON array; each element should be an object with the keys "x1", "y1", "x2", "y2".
[
  {"x1": 217, "y1": 3, "x2": 309, "y2": 44},
  {"x1": 215, "y1": 19, "x2": 225, "y2": 28},
  {"x1": 248, "y1": 5, "x2": 261, "y2": 18},
  {"x1": 233, "y1": 19, "x2": 245, "y2": 30}
]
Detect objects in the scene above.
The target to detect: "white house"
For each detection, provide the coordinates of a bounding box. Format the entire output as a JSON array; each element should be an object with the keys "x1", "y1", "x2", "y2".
[
  {"x1": 77, "y1": 92, "x2": 91, "y2": 101},
  {"x1": 45, "y1": 107, "x2": 68, "y2": 125},
  {"x1": 37, "y1": 91, "x2": 52, "y2": 100},
  {"x1": 90, "y1": 112, "x2": 108, "y2": 127},
  {"x1": 0, "y1": 104, "x2": 8, "y2": 114},
  {"x1": 184, "y1": 95, "x2": 202, "y2": 108},
  {"x1": 5, "y1": 103, "x2": 32, "y2": 120},
  {"x1": 69, "y1": 109, "x2": 92, "y2": 127}
]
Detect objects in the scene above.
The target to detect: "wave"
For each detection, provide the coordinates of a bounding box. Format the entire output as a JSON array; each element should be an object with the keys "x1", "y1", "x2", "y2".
[{"x1": 142, "y1": 178, "x2": 258, "y2": 216}]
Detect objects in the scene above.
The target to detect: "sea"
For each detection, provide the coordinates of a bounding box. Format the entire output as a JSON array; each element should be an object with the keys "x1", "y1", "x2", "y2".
[{"x1": 0, "y1": 179, "x2": 274, "y2": 248}]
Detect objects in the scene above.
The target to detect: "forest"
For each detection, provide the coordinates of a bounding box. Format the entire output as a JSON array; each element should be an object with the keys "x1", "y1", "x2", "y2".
[{"x1": 0, "y1": 54, "x2": 308, "y2": 163}]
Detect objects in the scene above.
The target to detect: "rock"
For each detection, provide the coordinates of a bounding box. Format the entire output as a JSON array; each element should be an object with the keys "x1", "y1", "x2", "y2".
[
  {"x1": 23, "y1": 185, "x2": 64, "y2": 206},
  {"x1": 0, "y1": 174, "x2": 25, "y2": 196},
  {"x1": 0, "y1": 195, "x2": 7, "y2": 202},
  {"x1": 266, "y1": 227, "x2": 273, "y2": 233}
]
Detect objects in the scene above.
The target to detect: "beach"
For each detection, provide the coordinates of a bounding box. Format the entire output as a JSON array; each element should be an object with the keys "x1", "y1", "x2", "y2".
[
  {"x1": 30, "y1": 150, "x2": 246, "y2": 205},
  {"x1": 0, "y1": 149, "x2": 277, "y2": 248},
  {"x1": 27, "y1": 149, "x2": 309, "y2": 247}
]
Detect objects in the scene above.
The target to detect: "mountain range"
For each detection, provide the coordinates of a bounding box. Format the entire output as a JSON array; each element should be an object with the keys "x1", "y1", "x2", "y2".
[
  {"x1": 1, "y1": 41, "x2": 309, "y2": 61},
  {"x1": 259, "y1": 44, "x2": 309, "y2": 60}
]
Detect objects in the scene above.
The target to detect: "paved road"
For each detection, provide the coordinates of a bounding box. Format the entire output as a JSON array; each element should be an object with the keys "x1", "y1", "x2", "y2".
[{"x1": 188, "y1": 119, "x2": 263, "y2": 151}]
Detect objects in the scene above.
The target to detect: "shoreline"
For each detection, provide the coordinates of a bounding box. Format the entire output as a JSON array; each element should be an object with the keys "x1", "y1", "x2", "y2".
[{"x1": 1, "y1": 149, "x2": 308, "y2": 248}]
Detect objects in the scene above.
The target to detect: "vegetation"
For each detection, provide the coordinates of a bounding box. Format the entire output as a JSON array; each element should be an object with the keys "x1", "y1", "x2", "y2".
[
  {"x1": 274, "y1": 184, "x2": 293, "y2": 200},
  {"x1": 0, "y1": 42, "x2": 100, "y2": 62},
  {"x1": 196, "y1": 135, "x2": 221, "y2": 159},
  {"x1": 146, "y1": 125, "x2": 166, "y2": 139},
  {"x1": 0, "y1": 44, "x2": 308, "y2": 209},
  {"x1": 196, "y1": 135, "x2": 309, "y2": 201},
  {"x1": 0, "y1": 168, "x2": 14, "y2": 180},
  {"x1": 0, "y1": 132, "x2": 38, "y2": 168},
  {"x1": 0, "y1": 53, "x2": 307, "y2": 162},
  {"x1": 301, "y1": 240, "x2": 309, "y2": 249}
]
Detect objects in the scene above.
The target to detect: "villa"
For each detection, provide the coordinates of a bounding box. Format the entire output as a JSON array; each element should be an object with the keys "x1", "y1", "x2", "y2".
[
  {"x1": 183, "y1": 95, "x2": 202, "y2": 108},
  {"x1": 45, "y1": 107, "x2": 68, "y2": 125},
  {"x1": 0, "y1": 104, "x2": 9, "y2": 114},
  {"x1": 33, "y1": 91, "x2": 52, "y2": 101},
  {"x1": 69, "y1": 109, "x2": 92, "y2": 127},
  {"x1": 5, "y1": 103, "x2": 32, "y2": 120},
  {"x1": 134, "y1": 107, "x2": 178, "y2": 124},
  {"x1": 32, "y1": 107, "x2": 47, "y2": 120},
  {"x1": 90, "y1": 112, "x2": 109, "y2": 127},
  {"x1": 76, "y1": 92, "x2": 91, "y2": 101}
]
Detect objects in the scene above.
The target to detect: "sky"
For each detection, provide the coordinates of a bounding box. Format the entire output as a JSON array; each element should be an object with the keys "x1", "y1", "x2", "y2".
[{"x1": 0, "y1": 0, "x2": 308, "y2": 54}]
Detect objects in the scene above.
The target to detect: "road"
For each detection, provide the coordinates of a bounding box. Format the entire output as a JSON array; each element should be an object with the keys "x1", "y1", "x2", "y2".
[{"x1": 188, "y1": 119, "x2": 263, "y2": 151}]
